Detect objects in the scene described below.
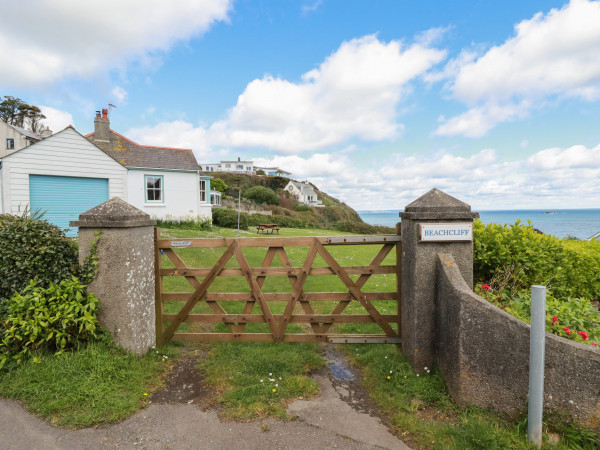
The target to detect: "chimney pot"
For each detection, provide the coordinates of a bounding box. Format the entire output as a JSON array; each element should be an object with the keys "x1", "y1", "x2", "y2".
[
  {"x1": 102, "y1": 108, "x2": 108, "y2": 119},
  {"x1": 238, "y1": 157, "x2": 241, "y2": 161}
]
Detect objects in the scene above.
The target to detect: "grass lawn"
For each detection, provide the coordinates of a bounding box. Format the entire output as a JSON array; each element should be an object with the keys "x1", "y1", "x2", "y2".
[{"x1": 0, "y1": 332, "x2": 180, "y2": 428}]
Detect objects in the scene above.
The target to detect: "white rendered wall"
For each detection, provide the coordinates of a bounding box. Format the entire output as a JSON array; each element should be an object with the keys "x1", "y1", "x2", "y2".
[
  {"x1": 127, "y1": 170, "x2": 212, "y2": 220},
  {"x1": 0, "y1": 122, "x2": 32, "y2": 158},
  {"x1": 0, "y1": 127, "x2": 127, "y2": 215}
]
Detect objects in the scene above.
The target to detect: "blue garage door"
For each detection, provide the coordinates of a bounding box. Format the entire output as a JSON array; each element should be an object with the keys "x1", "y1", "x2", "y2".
[{"x1": 30, "y1": 175, "x2": 109, "y2": 237}]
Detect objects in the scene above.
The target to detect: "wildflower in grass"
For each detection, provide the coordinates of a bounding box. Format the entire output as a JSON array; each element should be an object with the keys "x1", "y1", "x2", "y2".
[
  {"x1": 269, "y1": 373, "x2": 272, "y2": 376},
  {"x1": 390, "y1": 370, "x2": 393, "y2": 373},
  {"x1": 272, "y1": 389, "x2": 276, "y2": 393},
  {"x1": 386, "y1": 376, "x2": 391, "y2": 380},
  {"x1": 553, "y1": 316, "x2": 558, "y2": 322},
  {"x1": 592, "y1": 342, "x2": 598, "y2": 347},
  {"x1": 482, "y1": 283, "x2": 491, "y2": 291},
  {"x1": 563, "y1": 327, "x2": 571, "y2": 335},
  {"x1": 143, "y1": 393, "x2": 148, "y2": 396},
  {"x1": 578, "y1": 331, "x2": 589, "y2": 340},
  {"x1": 260, "y1": 379, "x2": 263, "y2": 383}
]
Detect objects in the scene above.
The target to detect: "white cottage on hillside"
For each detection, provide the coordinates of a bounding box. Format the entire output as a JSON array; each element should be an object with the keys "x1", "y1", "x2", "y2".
[
  {"x1": 0, "y1": 109, "x2": 211, "y2": 236},
  {"x1": 284, "y1": 180, "x2": 323, "y2": 207}
]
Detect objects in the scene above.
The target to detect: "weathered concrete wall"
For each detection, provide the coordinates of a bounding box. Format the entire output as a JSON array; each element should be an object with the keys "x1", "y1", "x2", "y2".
[
  {"x1": 73, "y1": 198, "x2": 156, "y2": 355},
  {"x1": 436, "y1": 252, "x2": 600, "y2": 431}
]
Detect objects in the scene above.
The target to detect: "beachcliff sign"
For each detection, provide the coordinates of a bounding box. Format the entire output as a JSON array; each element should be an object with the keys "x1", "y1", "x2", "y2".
[{"x1": 419, "y1": 223, "x2": 473, "y2": 242}]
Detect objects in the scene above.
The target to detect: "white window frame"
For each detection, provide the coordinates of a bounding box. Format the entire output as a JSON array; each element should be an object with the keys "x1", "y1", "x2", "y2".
[
  {"x1": 145, "y1": 175, "x2": 164, "y2": 203},
  {"x1": 200, "y1": 179, "x2": 207, "y2": 202}
]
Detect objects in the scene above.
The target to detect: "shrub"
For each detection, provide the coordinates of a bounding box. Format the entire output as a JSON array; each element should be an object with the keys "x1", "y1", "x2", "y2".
[
  {"x1": 0, "y1": 277, "x2": 100, "y2": 368},
  {"x1": 473, "y1": 220, "x2": 600, "y2": 299},
  {"x1": 156, "y1": 215, "x2": 212, "y2": 231},
  {"x1": 0, "y1": 213, "x2": 79, "y2": 302},
  {"x1": 333, "y1": 221, "x2": 395, "y2": 235},
  {"x1": 246, "y1": 213, "x2": 313, "y2": 229},
  {"x1": 294, "y1": 204, "x2": 311, "y2": 212},
  {"x1": 211, "y1": 178, "x2": 227, "y2": 193},
  {"x1": 475, "y1": 285, "x2": 600, "y2": 346},
  {"x1": 243, "y1": 186, "x2": 280, "y2": 206},
  {"x1": 212, "y1": 208, "x2": 249, "y2": 230}
]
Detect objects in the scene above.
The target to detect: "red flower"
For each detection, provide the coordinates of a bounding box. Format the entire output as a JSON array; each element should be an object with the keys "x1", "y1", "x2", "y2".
[
  {"x1": 578, "y1": 331, "x2": 589, "y2": 340},
  {"x1": 552, "y1": 316, "x2": 558, "y2": 322},
  {"x1": 552, "y1": 322, "x2": 557, "y2": 326},
  {"x1": 563, "y1": 328, "x2": 571, "y2": 335},
  {"x1": 481, "y1": 283, "x2": 491, "y2": 291},
  {"x1": 592, "y1": 342, "x2": 598, "y2": 347}
]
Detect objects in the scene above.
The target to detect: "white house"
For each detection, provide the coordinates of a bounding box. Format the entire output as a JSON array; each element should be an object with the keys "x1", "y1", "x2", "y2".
[
  {"x1": 0, "y1": 109, "x2": 211, "y2": 236},
  {"x1": 284, "y1": 180, "x2": 323, "y2": 207},
  {"x1": 254, "y1": 166, "x2": 292, "y2": 177},
  {"x1": 0, "y1": 120, "x2": 48, "y2": 158},
  {"x1": 201, "y1": 157, "x2": 254, "y2": 175}
]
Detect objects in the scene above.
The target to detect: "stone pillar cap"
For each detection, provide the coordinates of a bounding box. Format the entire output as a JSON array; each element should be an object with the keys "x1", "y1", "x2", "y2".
[
  {"x1": 70, "y1": 197, "x2": 156, "y2": 228},
  {"x1": 400, "y1": 188, "x2": 479, "y2": 220}
]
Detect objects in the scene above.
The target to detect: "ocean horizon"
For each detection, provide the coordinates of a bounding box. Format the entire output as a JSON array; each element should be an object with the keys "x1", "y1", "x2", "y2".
[{"x1": 358, "y1": 209, "x2": 600, "y2": 240}]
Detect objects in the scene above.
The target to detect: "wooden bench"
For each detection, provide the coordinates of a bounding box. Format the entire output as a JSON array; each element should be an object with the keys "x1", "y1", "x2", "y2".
[{"x1": 257, "y1": 224, "x2": 280, "y2": 234}]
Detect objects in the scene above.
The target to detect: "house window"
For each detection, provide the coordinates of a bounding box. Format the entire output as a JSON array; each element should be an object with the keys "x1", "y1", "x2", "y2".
[
  {"x1": 200, "y1": 179, "x2": 207, "y2": 202},
  {"x1": 7, "y1": 139, "x2": 14, "y2": 150},
  {"x1": 225, "y1": 164, "x2": 231, "y2": 168},
  {"x1": 211, "y1": 192, "x2": 221, "y2": 206},
  {"x1": 237, "y1": 164, "x2": 244, "y2": 170},
  {"x1": 145, "y1": 175, "x2": 163, "y2": 202}
]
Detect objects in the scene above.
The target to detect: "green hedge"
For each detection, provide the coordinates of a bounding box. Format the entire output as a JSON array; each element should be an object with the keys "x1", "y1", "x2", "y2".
[
  {"x1": 0, "y1": 213, "x2": 79, "y2": 302},
  {"x1": 333, "y1": 221, "x2": 395, "y2": 235},
  {"x1": 473, "y1": 220, "x2": 600, "y2": 299},
  {"x1": 212, "y1": 208, "x2": 249, "y2": 230}
]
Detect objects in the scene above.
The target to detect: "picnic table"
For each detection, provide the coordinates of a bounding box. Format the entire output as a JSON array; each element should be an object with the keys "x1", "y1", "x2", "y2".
[{"x1": 256, "y1": 224, "x2": 280, "y2": 234}]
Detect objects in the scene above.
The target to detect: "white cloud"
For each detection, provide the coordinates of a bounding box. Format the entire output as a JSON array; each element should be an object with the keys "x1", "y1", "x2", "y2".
[
  {"x1": 0, "y1": 0, "x2": 232, "y2": 87},
  {"x1": 111, "y1": 86, "x2": 128, "y2": 104},
  {"x1": 39, "y1": 106, "x2": 74, "y2": 132},
  {"x1": 127, "y1": 34, "x2": 445, "y2": 153},
  {"x1": 252, "y1": 143, "x2": 600, "y2": 211},
  {"x1": 127, "y1": 120, "x2": 211, "y2": 159},
  {"x1": 212, "y1": 35, "x2": 445, "y2": 152},
  {"x1": 436, "y1": 0, "x2": 600, "y2": 137}
]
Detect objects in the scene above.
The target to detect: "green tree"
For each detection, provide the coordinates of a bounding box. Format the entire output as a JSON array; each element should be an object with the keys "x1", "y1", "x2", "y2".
[
  {"x1": 211, "y1": 178, "x2": 228, "y2": 193},
  {"x1": 243, "y1": 186, "x2": 280, "y2": 205},
  {"x1": 0, "y1": 96, "x2": 46, "y2": 132}
]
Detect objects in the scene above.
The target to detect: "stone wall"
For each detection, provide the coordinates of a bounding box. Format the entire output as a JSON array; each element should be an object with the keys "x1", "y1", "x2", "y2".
[{"x1": 436, "y1": 252, "x2": 600, "y2": 431}]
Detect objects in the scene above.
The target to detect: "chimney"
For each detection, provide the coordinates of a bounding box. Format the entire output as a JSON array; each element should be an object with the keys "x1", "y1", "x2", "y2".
[
  {"x1": 238, "y1": 157, "x2": 241, "y2": 161},
  {"x1": 94, "y1": 108, "x2": 110, "y2": 141},
  {"x1": 40, "y1": 126, "x2": 53, "y2": 139}
]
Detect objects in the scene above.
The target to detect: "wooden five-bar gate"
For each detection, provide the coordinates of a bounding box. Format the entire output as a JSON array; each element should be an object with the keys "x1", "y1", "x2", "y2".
[{"x1": 154, "y1": 229, "x2": 402, "y2": 346}]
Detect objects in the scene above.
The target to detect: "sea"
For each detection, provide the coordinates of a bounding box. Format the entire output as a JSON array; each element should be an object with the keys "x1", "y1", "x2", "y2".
[{"x1": 358, "y1": 209, "x2": 600, "y2": 240}]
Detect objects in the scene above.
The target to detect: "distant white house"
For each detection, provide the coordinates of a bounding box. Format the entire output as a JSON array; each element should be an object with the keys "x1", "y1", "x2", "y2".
[
  {"x1": 587, "y1": 231, "x2": 600, "y2": 241},
  {"x1": 284, "y1": 180, "x2": 323, "y2": 207},
  {"x1": 201, "y1": 157, "x2": 254, "y2": 175},
  {"x1": 0, "y1": 109, "x2": 211, "y2": 236},
  {"x1": 254, "y1": 166, "x2": 292, "y2": 177},
  {"x1": 0, "y1": 120, "x2": 52, "y2": 158}
]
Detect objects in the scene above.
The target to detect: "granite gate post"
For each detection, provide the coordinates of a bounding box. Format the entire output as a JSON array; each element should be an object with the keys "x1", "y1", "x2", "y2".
[
  {"x1": 71, "y1": 197, "x2": 157, "y2": 355},
  {"x1": 400, "y1": 189, "x2": 478, "y2": 372}
]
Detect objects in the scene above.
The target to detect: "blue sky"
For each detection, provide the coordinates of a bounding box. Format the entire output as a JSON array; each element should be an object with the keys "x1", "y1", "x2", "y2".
[{"x1": 2, "y1": 0, "x2": 600, "y2": 211}]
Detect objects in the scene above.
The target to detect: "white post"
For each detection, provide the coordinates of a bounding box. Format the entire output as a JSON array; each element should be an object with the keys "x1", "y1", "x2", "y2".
[{"x1": 528, "y1": 285, "x2": 546, "y2": 446}]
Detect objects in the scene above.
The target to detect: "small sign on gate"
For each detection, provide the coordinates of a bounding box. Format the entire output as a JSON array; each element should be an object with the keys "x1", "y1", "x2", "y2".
[
  {"x1": 170, "y1": 240, "x2": 192, "y2": 248},
  {"x1": 419, "y1": 223, "x2": 472, "y2": 242}
]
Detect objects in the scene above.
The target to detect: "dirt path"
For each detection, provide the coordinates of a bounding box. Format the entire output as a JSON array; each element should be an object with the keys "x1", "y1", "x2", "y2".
[{"x1": 0, "y1": 346, "x2": 410, "y2": 450}]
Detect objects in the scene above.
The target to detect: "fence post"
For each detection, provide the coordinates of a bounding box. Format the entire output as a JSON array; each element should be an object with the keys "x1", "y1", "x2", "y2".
[
  {"x1": 399, "y1": 189, "x2": 479, "y2": 372},
  {"x1": 71, "y1": 197, "x2": 157, "y2": 355},
  {"x1": 528, "y1": 285, "x2": 546, "y2": 446}
]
